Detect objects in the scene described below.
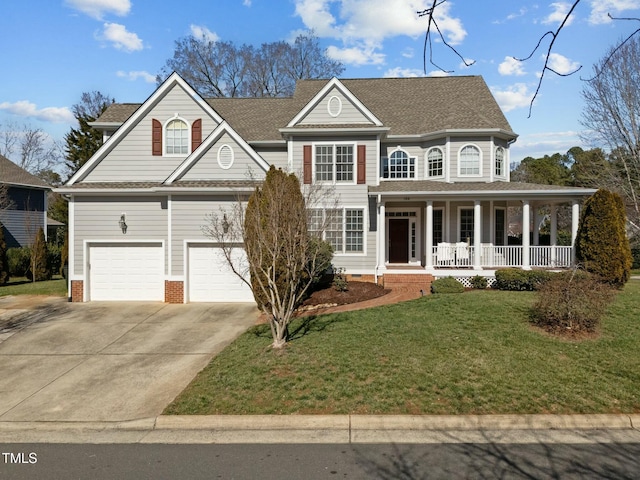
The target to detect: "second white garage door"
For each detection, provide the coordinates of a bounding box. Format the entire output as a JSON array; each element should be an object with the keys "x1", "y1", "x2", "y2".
[
  {"x1": 187, "y1": 245, "x2": 254, "y2": 302},
  {"x1": 89, "y1": 243, "x2": 164, "y2": 301}
]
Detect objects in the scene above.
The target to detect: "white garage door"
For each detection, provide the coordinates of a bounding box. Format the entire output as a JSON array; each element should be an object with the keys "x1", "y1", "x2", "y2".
[
  {"x1": 188, "y1": 245, "x2": 254, "y2": 302},
  {"x1": 89, "y1": 243, "x2": 164, "y2": 301}
]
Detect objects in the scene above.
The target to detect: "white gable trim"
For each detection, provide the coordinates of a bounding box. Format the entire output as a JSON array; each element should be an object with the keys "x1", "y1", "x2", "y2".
[
  {"x1": 286, "y1": 77, "x2": 383, "y2": 128},
  {"x1": 164, "y1": 121, "x2": 269, "y2": 184},
  {"x1": 67, "y1": 72, "x2": 224, "y2": 186}
]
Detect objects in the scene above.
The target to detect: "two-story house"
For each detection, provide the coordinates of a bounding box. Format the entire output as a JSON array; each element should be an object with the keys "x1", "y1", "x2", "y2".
[{"x1": 57, "y1": 73, "x2": 596, "y2": 302}]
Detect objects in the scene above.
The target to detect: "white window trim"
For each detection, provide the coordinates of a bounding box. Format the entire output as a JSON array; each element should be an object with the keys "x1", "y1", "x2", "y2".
[
  {"x1": 432, "y1": 206, "x2": 445, "y2": 244},
  {"x1": 381, "y1": 147, "x2": 417, "y2": 180},
  {"x1": 494, "y1": 206, "x2": 507, "y2": 246},
  {"x1": 385, "y1": 207, "x2": 421, "y2": 265},
  {"x1": 425, "y1": 146, "x2": 445, "y2": 179},
  {"x1": 310, "y1": 206, "x2": 367, "y2": 256},
  {"x1": 312, "y1": 142, "x2": 357, "y2": 185},
  {"x1": 163, "y1": 115, "x2": 191, "y2": 158},
  {"x1": 457, "y1": 144, "x2": 483, "y2": 178}
]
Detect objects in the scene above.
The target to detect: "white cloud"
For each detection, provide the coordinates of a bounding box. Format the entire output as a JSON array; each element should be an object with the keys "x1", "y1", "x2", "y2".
[
  {"x1": 511, "y1": 130, "x2": 581, "y2": 160},
  {"x1": 326, "y1": 44, "x2": 385, "y2": 65},
  {"x1": 427, "y1": 70, "x2": 450, "y2": 77},
  {"x1": 294, "y1": 0, "x2": 466, "y2": 66},
  {"x1": 0, "y1": 101, "x2": 75, "y2": 124},
  {"x1": 65, "y1": 0, "x2": 131, "y2": 20},
  {"x1": 99, "y1": 22, "x2": 143, "y2": 52},
  {"x1": 546, "y1": 53, "x2": 581, "y2": 74},
  {"x1": 116, "y1": 70, "x2": 156, "y2": 83},
  {"x1": 190, "y1": 24, "x2": 219, "y2": 43},
  {"x1": 243, "y1": 0, "x2": 252, "y2": 5},
  {"x1": 490, "y1": 83, "x2": 533, "y2": 112},
  {"x1": 384, "y1": 67, "x2": 425, "y2": 78},
  {"x1": 589, "y1": 0, "x2": 640, "y2": 24},
  {"x1": 542, "y1": 2, "x2": 575, "y2": 26},
  {"x1": 498, "y1": 56, "x2": 526, "y2": 76}
]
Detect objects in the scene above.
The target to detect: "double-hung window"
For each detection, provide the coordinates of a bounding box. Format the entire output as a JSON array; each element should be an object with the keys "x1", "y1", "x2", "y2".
[
  {"x1": 459, "y1": 145, "x2": 481, "y2": 176},
  {"x1": 309, "y1": 208, "x2": 365, "y2": 254},
  {"x1": 165, "y1": 118, "x2": 189, "y2": 155},
  {"x1": 495, "y1": 146, "x2": 505, "y2": 177},
  {"x1": 314, "y1": 144, "x2": 354, "y2": 183},
  {"x1": 382, "y1": 149, "x2": 415, "y2": 179},
  {"x1": 426, "y1": 147, "x2": 444, "y2": 178}
]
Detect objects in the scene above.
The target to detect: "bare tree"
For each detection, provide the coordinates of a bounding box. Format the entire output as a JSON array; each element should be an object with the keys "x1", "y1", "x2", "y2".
[
  {"x1": 581, "y1": 35, "x2": 640, "y2": 240},
  {"x1": 419, "y1": 0, "x2": 639, "y2": 115},
  {"x1": 202, "y1": 168, "x2": 337, "y2": 349},
  {"x1": 0, "y1": 122, "x2": 62, "y2": 177},
  {"x1": 158, "y1": 32, "x2": 344, "y2": 98},
  {"x1": 0, "y1": 183, "x2": 12, "y2": 211}
]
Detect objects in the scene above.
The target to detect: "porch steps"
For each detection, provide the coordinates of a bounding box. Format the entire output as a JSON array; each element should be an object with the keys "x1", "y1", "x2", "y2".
[{"x1": 382, "y1": 273, "x2": 434, "y2": 295}]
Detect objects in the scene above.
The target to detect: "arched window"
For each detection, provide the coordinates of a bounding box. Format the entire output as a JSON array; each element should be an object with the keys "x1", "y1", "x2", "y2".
[
  {"x1": 165, "y1": 118, "x2": 189, "y2": 155},
  {"x1": 426, "y1": 147, "x2": 444, "y2": 178},
  {"x1": 383, "y1": 149, "x2": 415, "y2": 179},
  {"x1": 459, "y1": 144, "x2": 481, "y2": 176},
  {"x1": 495, "y1": 146, "x2": 505, "y2": 177}
]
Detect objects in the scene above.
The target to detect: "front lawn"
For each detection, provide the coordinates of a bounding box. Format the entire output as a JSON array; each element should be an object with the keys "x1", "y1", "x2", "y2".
[
  {"x1": 0, "y1": 276, "x2": 68, "y2": 297},
  {"x1": 165, "y1": 280, "x2": 640, "y2": 415}
]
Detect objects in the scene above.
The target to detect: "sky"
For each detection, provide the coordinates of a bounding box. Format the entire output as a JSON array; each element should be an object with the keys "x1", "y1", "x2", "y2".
[{"x1": 2, "y1": 0, "x2": 640, "y2": 168}]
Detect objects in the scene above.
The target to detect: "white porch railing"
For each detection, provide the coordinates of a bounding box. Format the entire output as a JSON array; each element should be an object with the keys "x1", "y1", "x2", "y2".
[{"x1": 431, "y1": 244, "x2": 572, "y2": 268}]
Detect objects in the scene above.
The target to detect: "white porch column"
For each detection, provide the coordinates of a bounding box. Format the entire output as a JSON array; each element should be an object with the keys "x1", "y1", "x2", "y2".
[
  {"x1": 426, "y1": 200, "x2": 433, "y2": 268},
  {"x1": 550, "y1": 203, "x2": 558, "y2": 266},
  {"x1": 379, "y1": 200, "x2": 386, "y2": 267},
  {"x1": 571, "y1": 200, "x2": 580, "y2": 264},
  {"x1": 522, "y1": 200, "x2": 531, "y2": 269},
  {"x1": 473, "y1": 200, "x2": 482, "y2": 268},
  {"x1": 533, "y1": 203, "x2": 540, "y2": 246}
]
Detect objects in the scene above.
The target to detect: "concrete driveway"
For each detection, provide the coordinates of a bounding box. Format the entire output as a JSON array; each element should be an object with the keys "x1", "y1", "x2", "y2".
[{"x1": 0, "y1": 298, "x2": 258, "y2": 422}]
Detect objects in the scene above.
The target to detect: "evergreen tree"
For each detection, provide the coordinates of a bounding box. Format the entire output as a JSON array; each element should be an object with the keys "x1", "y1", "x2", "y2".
[
  {"x1": 0, "y1": 223, "x2": 8, "y2": 285},
  {"x1": 30, "y1": 227, "x2": 51, "y2": 282},
  {"x1": 64, "y1": 91, "x2": 114, "y2": 178},
  {"x1": 575, "y1": 189, "x2": 632, "y2": 287}
]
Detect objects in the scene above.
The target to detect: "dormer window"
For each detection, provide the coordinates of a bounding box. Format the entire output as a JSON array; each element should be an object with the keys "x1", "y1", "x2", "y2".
[
  {"x1": 458, "y1": 144, "x2": 482, "y2": 176},
  {"x1": 382, "y1": 149, "x2": 416, "y2": 179},
  {"x1": 165, "y1": 118, "x2": 189, "y2": 155}
]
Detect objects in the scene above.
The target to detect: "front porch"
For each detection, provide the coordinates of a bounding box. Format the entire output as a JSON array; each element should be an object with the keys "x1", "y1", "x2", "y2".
[{"x1": 370, "y1": 181, "x2": 598, "y2": 277}]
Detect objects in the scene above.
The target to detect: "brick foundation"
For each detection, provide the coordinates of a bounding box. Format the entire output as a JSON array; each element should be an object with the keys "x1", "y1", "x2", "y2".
[
  {"x1": 382, "y1": 273, "x2": 434, "y2": 294},
  {"x1": 70, "y1": 280, "x2": 84, "y2": 302},
  {"x1": 345, "y1": 274, "x2": 376, "y2": 284},
  {"x1": 164, "y1": 280, "x2": 184, "y2": 304}
]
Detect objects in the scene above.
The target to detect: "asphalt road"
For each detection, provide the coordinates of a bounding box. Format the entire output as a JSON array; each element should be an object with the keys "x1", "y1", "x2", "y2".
[{"x1": 2, "y1": 443, "x2": 640, "y2": 479}]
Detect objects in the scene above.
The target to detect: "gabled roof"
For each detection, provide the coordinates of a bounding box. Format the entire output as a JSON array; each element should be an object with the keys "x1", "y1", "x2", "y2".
[
  {"x1": 0, "y1": 154, "x2": 50, "y2": 189},
  {"x1": 93, "y1": 75, "x2": 515, "y2": 142}
]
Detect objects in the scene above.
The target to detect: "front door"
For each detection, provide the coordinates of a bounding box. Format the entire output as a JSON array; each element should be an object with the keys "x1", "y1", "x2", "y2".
[{"x1": 388, "y1": 219, "x2": 409, "y2": 263}]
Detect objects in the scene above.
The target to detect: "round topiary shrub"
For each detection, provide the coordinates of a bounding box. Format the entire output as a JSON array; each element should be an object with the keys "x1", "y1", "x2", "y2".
[
  {"x1": 470, "y1": 275, "x2": 488, "y2": 289},
  {"x1": 431, "y1": 276, "x2": 464, "y2": 294}
]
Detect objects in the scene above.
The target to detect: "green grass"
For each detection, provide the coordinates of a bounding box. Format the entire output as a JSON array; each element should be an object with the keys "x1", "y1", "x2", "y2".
[
  {"x1": 0, "y1": 276, "x2": 68, "y2": 297},
  {"x1": 166, "y1": 280, "x2": 640, "y2": 416}
]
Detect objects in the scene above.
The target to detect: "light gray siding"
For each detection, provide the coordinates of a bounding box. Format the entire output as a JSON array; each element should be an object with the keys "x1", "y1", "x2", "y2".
[
  {"x1": 254, "y1": 147, "x2": 288, "y2": 170},
  {"x1": 299, "y1": 88, "x2": 374, "y2": 125},
  {"x1": 72, "y1": 196, "x2": 168, "y2": 275},
  {"x1": 181, "y1": 133, "x2": 268, "y2": 181},
  {"x1": 85, "y1": 85, "x2": 220, "y2": 183},
  {"x1": 448, "y1": 137, "x2": 492, "y2": 182},
  {"x1": 0, "y1": 210, "x2": 45, "y2": 249},
  {"x1": 170, "y1": 195, "x2": 240, "y2": 276}
]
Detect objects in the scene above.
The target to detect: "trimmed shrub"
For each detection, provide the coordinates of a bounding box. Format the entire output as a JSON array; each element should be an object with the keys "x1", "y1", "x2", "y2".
[
  {"x1": 470, "y1": 275, "x2": 487, "y2": 289},
  {"x1": 7, "y1": 247, "x2": 31, "y2": 277},
  {"x1": 575, "y1": 189, "x2": 632, "y2": 287},
  {"x1": 531, "y1": 271, "x2": 616, "y2": 334},
  {"x1": 332, "y1": 267, "x2": 349, "y2": 292},
  {"x1": 431, "y1": 276, "x2": 464, "y2": 294},
  {"x1": 494, "y1": 269, "x2": 554, "y2": 291},
  {"x1": 0, "y1": 223, "x2": 8, "y2": 285}
]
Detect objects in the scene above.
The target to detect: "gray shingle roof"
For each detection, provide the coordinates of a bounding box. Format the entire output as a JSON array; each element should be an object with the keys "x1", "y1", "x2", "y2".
[
  {"x1": 58, "y1": 180, "x2": 260, "y2": 191},
  {"x1": 95, "y1": 76, "x2": 514, "y2": 141},
  {"x1": 370, "y1": 180, "x2": 595, "y2": 195},
  {"x1": 0, "y1": 154, "x2": 50, "y2": 188}
]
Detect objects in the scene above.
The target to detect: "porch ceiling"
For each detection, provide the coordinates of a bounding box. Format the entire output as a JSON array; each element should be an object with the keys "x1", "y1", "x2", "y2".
[{"x1": 370, "y1": 181, "x2": 597, "y2": 201}]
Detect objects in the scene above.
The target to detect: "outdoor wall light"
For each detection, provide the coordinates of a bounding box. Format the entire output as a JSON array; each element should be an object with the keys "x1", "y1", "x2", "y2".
[
  {"x1": 119, "y1": 213, "x2": 128, "y2": 234},
  {"x1": 222, "y1": 214, "x2": 230, "y2": 234}
]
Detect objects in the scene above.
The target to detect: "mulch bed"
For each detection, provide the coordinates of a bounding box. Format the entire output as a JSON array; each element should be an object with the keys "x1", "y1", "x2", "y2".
[{"x1": 301, "y1": 281, "x2": 389, "y2": 308}]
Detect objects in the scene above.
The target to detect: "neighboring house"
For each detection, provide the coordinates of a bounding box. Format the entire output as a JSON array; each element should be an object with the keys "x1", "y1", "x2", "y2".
[
  {"x1": 57, "y1": 73, "x2": 596, "y2": 303},
  {"x1": 0, "y1": 154, "x2": 50, "y2": 248}
]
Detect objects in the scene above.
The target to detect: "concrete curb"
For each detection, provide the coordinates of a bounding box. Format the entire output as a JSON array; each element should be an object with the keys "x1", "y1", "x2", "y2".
[{"x1": 1, "y1": 414, "x2": 639, "y2": 444}]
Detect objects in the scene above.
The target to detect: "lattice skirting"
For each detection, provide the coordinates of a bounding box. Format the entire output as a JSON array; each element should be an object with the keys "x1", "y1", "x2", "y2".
[{"x1": 435, "y1": 275, "x2": 496, "y2": 288}]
